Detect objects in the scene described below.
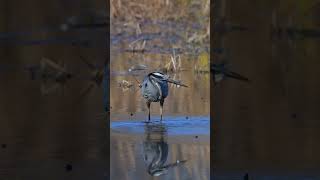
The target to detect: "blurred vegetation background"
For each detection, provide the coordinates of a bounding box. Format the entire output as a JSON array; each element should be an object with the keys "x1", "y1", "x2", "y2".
[
  {"x1": 213, "y1": 0, "x2": 320, "y2": 176},
  {"x1": 0, "y1": 1, "x2": 108, "y2": 179}
]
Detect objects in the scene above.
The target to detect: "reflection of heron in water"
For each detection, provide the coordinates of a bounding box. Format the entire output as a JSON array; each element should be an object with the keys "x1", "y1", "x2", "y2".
[{"x1": 142, "y1": 123, "x2": 187, "y2": 176}]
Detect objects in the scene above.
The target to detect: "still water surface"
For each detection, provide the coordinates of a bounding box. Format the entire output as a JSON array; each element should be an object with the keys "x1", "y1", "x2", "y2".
[{"x1": 110, "y1": 117, "x2": 209, "y2": 180}]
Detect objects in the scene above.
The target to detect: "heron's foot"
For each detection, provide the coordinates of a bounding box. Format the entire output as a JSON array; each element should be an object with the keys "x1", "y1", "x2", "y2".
[{"x1": 145, "y1": 117, "x2": 151, "y2": 123}]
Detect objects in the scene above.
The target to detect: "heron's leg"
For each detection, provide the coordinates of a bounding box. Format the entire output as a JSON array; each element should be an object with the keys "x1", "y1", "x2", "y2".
[
  {"x1": 147, "y1": 101, "x2": 151, "y2": 121},
  {"x1": 160, "y1": 99, "x2": 164, "y2": 121}
]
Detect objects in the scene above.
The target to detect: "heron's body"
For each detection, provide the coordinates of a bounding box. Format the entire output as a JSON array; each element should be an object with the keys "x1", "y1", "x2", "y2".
[
  {"x1": 141, "y1": 72, "x2": 169, "y2": 102},
  {"x1": 140, "y1": 72, "x2": 187, "y2": 121}
]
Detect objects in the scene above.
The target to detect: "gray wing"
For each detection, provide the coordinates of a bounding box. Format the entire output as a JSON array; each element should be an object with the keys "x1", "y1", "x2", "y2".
[{"x1": 141, "y1": 76, "x2": 161, "y2": 102}]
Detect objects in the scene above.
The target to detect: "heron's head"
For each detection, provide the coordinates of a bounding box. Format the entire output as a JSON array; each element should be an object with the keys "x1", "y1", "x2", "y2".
[
  {"x1": 147, "y1": 160, "x2": 187, "y2": 176},
  {"x1": 148, "y1": 166, "x2": 168, "y2": 176}
]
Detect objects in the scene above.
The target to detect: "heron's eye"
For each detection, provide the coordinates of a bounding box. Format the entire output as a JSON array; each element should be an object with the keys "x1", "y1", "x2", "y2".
[{"x1": 145, "y1": 83, "x2": 148, "y2": 88}]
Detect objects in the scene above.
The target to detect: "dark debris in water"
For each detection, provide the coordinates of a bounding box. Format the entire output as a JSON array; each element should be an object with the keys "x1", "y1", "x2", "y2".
[
  {"x1": 65, "y1": 164, "x2": 72, "y2": 172},
  {"x1": 1, "y1": 144, "x2": 7, "y2": 148},
  {"x1": 244, "y1": 173, "x2": 249, "y2": 180}
]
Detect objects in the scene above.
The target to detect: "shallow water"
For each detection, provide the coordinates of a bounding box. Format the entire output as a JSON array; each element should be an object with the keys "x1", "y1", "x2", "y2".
[
  {"x1": 111, "y1": 116, "x2": 209, "y2": 135},
  {"x1": 110, "y1": 59, "x2": 210, "y2": 180},
  {"x1": 110, "y1": 116, "x2": 210, "y2": 180}
]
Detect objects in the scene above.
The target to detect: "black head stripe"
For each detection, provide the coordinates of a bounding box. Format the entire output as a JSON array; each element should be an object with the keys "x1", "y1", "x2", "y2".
[{"x1": 149, "y1": 72, "x2": 165, "y2": 79}]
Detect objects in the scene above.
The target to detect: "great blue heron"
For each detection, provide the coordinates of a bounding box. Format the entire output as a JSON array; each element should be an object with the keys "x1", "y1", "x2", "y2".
[{"x1": 140, "y1": 72, "x2": 187, "y2": 121}]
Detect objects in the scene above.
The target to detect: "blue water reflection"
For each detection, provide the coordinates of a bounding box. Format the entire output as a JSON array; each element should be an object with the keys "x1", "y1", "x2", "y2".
[{"x1": 110, "y1": 116, "x2": 210, "y2": 136}]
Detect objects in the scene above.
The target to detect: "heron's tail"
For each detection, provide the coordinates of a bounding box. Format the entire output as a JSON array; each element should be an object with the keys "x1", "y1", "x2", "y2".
[{"x1": 166, "y1": 79, "x2": 188, "y2": 87}]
